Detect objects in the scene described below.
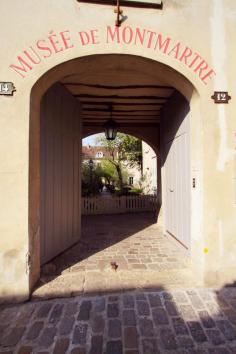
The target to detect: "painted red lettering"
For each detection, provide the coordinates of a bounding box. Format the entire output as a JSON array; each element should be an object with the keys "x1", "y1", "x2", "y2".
[
  {"x1": 168, "y1": 42, "x2": 181, "y2": 59},
  {"x1": 90, "y1": 30, "x2": 100, "y2": 44},
  {"x1": 60, "y1": 30, "x2": 74, "y2": 49},
  {"x1": 189, "y1": 52, "x2": 201, "y2": 68},
  {"x1": 24, "y1": 46, "x2": 41, "y2": 65},
  {"x1": 36, "y1": 40, "x2": 52, "y2": 58},
  {"x1": 78, "y1": 31, "x2": 90, "y2": 46},
  {"x1": 9, "y1": 55, "x2": 32, "y2": 78},
  {"x1": 122, "y1": 26, "x2": 133, "y2": 44},
  {"x1": 201, "y1": 69, "x2": 216, "y2": 85},
  {"x1": 146, "y1": 31, "x2": 156, "y2": 49},
  {"x1": 155, "y1": 34, "x2": 171, "y2": 53},
  {"x1": 194, "y1": 60, "x2": 209, "y2": 78},
  {"x1": 179, "y1": 47, "x2": 192, "y2": 65},
  {"x1": 106, "y1": 26, "x2": 120, "y2": 43},
  {"x1": 48, "y1": 31, "x2": 63, "y2": 53},
  {"x1": 134, "y1": 28, "x2": 146, "y2": 46}
]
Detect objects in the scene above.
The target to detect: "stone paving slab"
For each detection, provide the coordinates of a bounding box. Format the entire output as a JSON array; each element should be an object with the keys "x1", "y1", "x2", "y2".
[
  {"x1": 33, "y1": 213, "x2": 196, "y2": 300},
  {"x1": 32, "y1": 268, "x2": 202, "y2": 300},
  {"x1": 1, "y1": 287, "x2": 236, "y2": 353}
]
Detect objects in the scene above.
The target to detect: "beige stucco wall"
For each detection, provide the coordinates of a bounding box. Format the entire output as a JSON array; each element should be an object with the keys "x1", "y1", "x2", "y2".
[
  {"x1": 0, "y1": 0, "x2": 236, "y2": 302},
  {"x1": 123, "y1": 163, "x2": 142, "y2": 188},
  {"x1": 142, "y1": 141, "x2": 157, "y2": 194}
]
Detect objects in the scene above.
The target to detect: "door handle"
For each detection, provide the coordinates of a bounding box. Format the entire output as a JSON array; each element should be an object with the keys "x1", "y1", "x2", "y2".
[{"x1": 169, "y1": 189, "x2": 174, "y2": 192}]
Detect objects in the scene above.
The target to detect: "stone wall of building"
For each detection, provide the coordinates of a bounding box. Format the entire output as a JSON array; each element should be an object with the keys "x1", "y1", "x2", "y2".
[{"x1": 0, "y1": 0, "x2": 236, "y2": 302}]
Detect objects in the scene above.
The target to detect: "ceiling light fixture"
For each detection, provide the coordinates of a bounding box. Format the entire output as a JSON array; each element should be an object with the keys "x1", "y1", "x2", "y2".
[{"x1": 103, "y1": 105, "x2": 118, "y2": 141}]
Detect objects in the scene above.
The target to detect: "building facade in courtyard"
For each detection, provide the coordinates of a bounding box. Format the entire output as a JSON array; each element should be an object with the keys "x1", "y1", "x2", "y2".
[
  {"x1": 142, "y1": 141, "x2": 158, "y2": 195},
  {"x1": 0, "y1": 0, "x2": 236, "y2": 303}
]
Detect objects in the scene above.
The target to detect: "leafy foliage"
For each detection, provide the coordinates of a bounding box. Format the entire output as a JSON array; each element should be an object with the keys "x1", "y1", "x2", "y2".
[
  {"x1": 96, "y1": 133, "x2": 142, "y2": 189},
  {"x1": 97, "y1": 133, "x2": 142, "y2": 167},
  {"x1": 97, "y1": 160, "x2": 118, "y2": 185},
  {"x1": 81, "y1": 161, "x2": 103, "y2": 196},
  {"x1": 82, "y1": 133, "x2": 143, "y2": 196}
]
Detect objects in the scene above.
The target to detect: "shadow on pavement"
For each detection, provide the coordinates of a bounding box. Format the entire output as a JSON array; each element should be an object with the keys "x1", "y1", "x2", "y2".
[{"x1": 1, "y1": 282, "x2": 236, "y2": 353}]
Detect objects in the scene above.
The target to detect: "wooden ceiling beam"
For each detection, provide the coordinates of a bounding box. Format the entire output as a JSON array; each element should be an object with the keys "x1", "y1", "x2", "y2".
[
  {"x1": 82, "y1": 118, "x2": 159, "y2": 121},
  {"x1": 75, "y1": 94, "x2": 169, "y2": 100},
  {"x1": 83, "y1": 119, "x2": 160, "y2": 125},
  {"x1": 78, "y1": 98, "x2": 167, "y2": 104},
  {"x1": 82, "y1": 109, "x2": 160, "y2": 113},
  {"x1": 82, "y1": 115, "x2": 160, "y2": 121},
  {"x1": 83, "y1": 122, "x2": 160, "y2": 127},
  {"x1": 81, "y1": 101, "x2": 164, "y2": 106},
  {"x1": 63, "y1": 83, "x2": 173, "y2": 90}
]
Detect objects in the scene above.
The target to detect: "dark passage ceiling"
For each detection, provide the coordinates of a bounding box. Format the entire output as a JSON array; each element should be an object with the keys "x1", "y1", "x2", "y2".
[{"x1": 60, "y1": 56, "x2": 175, "y2": 128}]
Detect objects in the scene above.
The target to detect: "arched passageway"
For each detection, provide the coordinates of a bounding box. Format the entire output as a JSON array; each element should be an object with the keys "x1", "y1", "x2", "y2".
[{"x1": 30, "y1": 54, "x2": 199, "y2": 295}]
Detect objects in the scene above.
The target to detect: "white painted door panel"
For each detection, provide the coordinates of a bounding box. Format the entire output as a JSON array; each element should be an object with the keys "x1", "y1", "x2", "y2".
[
  {"x1": 165, "y1": 131, "x2": 190, "y2": 249},
  {"x1": 40, "y1": 84, "x2": 81, "y2": 265}
]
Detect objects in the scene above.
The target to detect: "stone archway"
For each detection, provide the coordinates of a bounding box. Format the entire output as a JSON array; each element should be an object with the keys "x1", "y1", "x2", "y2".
[{"x1": 29, "y1": 54, "x2": 201, "y2": 295}]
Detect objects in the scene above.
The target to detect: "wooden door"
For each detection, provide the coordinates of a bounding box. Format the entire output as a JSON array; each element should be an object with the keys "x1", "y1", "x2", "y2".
[
  {"x1": 40, "y1": 84, "x2": 81, "y2": 264},
  {"x1": 165, "y1": 127, "x2": 190, "y2": 249}
]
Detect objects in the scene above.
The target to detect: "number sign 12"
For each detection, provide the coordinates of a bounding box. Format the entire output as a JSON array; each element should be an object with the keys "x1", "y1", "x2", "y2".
[{"x1": 211, "y1": 91, "x2": 231, "y2": 104}]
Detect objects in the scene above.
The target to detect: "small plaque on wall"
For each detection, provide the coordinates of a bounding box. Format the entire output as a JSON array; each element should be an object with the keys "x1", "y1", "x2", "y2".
[
  {"x1": 211, "y1": 91, "x2": 231, "y2": 104},
  {"x1": 0, "y1": 82, "x2": 16, "y2": 96}
]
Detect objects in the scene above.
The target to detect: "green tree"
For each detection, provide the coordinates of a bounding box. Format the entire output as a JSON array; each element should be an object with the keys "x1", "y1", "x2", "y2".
[
  {"x1": 98, "y1": 160, "x2": 118, "y2": 186},
  {"x1": 81, "y1": 161, "x2": 103, "y2": 196},
  {"x1": 97, "y1": 133, "x2": 142, "y2": 190}
]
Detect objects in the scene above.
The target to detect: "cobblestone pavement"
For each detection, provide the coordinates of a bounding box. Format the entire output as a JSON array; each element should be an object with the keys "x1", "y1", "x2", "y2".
[
  {"x1": 1, "y1": 287, "x2": 236, "y2": 353},
  {"x1": 2, "y1": 213, "x2": 236, "y2": 353},
  {"x1": 33, "y1": 213, "x2": 198, "y2": 300}
]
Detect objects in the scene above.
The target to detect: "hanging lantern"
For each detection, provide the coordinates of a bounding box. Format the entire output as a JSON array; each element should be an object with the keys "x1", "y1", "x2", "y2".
[
  {"x1": 104, "y1": 118, "x2": 118, "y2": 140},
  {"x1": 103, "y1": 105, "x2": 118, "y2": 140}
]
